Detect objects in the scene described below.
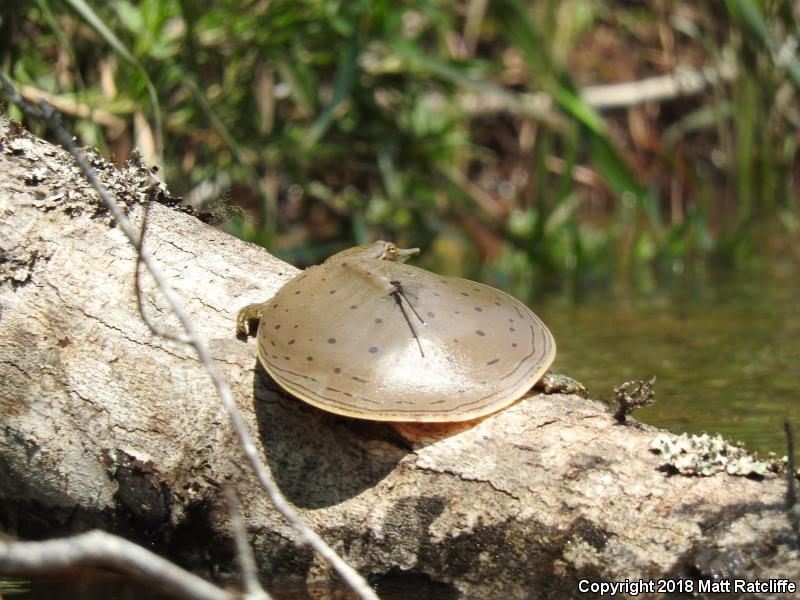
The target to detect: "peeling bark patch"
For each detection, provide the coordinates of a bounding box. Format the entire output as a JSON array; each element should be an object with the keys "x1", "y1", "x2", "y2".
[
  {"x1": 0, "y1": 250, "x2": 45, "y2": 287},
  {"x1": 103, "y1": 449, "x2": 169, "y2": 529},
  {"x1": 1, "y1": 122, "x2": 181, "y2": 223}
]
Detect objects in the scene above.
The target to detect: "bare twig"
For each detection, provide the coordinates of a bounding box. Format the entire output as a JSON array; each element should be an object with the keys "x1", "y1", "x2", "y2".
[
  {"x1": 133, "y1": 195, "x2": 192, "y2": 343},
  {"x1": 785, "y1": 420, "x2": 800, "y2": 537},
  {"x1": 581, "y1": 63, "x2": 737, "y2": 110},
  {"x1": 613, "y1": 376, "x2": 657, "y2": 424},
  {"x1": 223, "y1": 488, "x2": 271, "y2": 600},
  {"x1": 13, "y1": 79, "x2": 126, "y2": 132},
  {"x1": 787, "y1": 420, "x2": 797, "y2": 509},
  {"x1": 457, "y1": 62, "x2": 737, "y2": 118},
  {"x1": 0, "y1": 72, "x2": 379, "y2": 600},
  {"x1": 0, "y1": 531, "x2": 230, "y2": 600}
]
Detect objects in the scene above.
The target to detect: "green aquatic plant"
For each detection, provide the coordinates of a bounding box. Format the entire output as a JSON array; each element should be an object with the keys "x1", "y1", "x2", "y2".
[{"x1": 2, "y1": 0, "x2": 797, "y2": 289}]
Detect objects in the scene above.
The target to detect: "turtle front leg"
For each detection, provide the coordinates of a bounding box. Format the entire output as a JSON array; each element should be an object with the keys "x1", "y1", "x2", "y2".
[
  {"x1": 535, "y1": 371, "x2": 588, "y2": 397},
  {"x1": 236, "y1": 303, "x2": 267, "y2": 336}
]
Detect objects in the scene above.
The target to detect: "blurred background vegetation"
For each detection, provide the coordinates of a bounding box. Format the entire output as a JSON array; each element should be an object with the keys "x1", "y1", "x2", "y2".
[{"x1": 3, "y1": 0, "x2": 798, "y2": 297}]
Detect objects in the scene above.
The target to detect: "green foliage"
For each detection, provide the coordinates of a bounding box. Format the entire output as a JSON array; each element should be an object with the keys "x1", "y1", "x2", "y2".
[{"x1": 1, "y1": 0, "x2": 798, "y2": 300}]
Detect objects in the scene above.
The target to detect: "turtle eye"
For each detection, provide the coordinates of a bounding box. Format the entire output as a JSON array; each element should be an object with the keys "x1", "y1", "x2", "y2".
[{"x1": 387, "y1": 245, "x2": 396, "y2": 255}]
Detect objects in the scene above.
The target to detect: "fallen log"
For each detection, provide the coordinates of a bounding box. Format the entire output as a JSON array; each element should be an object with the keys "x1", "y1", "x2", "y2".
[{"x1": 0, "y1": 116, "x2": 797, "y2": 599}]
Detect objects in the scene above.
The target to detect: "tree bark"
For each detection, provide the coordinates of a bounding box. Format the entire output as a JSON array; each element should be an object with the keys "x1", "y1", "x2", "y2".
[{"x1": 1, "y1": 116, "x2": 797, "y2": 599}]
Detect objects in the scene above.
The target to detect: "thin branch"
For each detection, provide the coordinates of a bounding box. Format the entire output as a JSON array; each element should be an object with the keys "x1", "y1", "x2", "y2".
[
  {"x1": 0, "y1": 72, "x2": 379, "y2": 600},
  {"x1": 134, "y1": 195, "x2": 192, "y2": 343},
  {"x1": 580, "y1": 62, "x2": 737, "y2": 110},
  {"x1": 785, "y1": 420, "x2": 800, "y2": 537},
  {"x1": 223, "y1": 488, "x2": 270, "y2": 600},
  {"x1": 0, "y1": 531, "x2": 230, "y2": 600},
  {"x1": 456, "y1": 62, "x2": 738, "y2": 117},
  {"x1": 13, "y1": 79, "x2": 126, "y2": 131},
  {"x1": 786, "y1": 420, "x2": 797, "y2": 509}
]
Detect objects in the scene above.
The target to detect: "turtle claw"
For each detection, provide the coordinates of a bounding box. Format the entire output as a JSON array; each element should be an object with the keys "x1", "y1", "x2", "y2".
[
  {"x1": 236, "y1": 303, "x2": 266, "y2": 336},
  {"x1": 536, "y1": 371, "x2": 588, "y2": 397}
]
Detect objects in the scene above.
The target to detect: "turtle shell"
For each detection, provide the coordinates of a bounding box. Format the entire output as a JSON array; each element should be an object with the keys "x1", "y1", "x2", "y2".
[{"x1": 256, "y1": 251, "x2": 556, "y2": 422}]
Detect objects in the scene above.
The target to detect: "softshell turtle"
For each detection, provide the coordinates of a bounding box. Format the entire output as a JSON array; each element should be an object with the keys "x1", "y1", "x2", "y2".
[{"x1": 237, "y1": 241, "x2": 583, "y2": 422}]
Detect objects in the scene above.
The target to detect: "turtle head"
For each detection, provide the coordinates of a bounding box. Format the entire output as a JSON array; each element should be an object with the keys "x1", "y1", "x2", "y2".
[{"x1": 326, "y1": 241, "x2": 420, "y2": 263}]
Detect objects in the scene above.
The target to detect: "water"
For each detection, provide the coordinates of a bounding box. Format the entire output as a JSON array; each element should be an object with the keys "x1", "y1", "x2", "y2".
[
  {"x1": 0, "y1": 575, "x2": 456, "y2": 600},
  {"x1": 537, "y1": 260, "x2": 799, "y2": 454},
  {"x1": 0, "y1": 571, "x2": 180, "y2": 599}
]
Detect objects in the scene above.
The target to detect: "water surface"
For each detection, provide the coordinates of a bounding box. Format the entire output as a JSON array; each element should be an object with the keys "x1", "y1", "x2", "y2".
[{"x1": 536, "y1": 260, "x2": 799, "y2": 454}]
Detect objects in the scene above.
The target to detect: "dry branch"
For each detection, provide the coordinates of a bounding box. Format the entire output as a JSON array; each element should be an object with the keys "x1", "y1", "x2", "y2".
[{"x1": 0, "y1": 531, "x2": 230, "y2": 600}]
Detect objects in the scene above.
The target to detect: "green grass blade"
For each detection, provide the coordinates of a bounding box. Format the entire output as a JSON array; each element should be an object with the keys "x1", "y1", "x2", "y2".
[
  {"x1": 302, "y1": 42, "x2": 358, "y2": 149},
  {"x1": 62, "y1": 0, "x2": 163, "y2": 163},
  {"x1": 726, "y1": 0, "x2": 800, "y2": 90}
]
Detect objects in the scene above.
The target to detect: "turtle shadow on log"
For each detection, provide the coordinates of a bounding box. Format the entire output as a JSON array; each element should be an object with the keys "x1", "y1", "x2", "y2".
[{"x1": 251, "y1": 361, "x2": 410, "y2": 509}]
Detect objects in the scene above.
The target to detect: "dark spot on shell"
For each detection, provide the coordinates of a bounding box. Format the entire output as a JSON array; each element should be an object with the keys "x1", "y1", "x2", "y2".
[
  {"x1": 344, "y1": 392, "x2": 353, "y2": 397},
  {"x1": 369, "y1": 346, "x2": 378, "y2": 354},
  {"x1": 486, "y1": 358, "x2": 499, "y2": 366},
  {"x1": 350, "y1": 305, "x2": 357, "y2": 309},
  {"x1": 321, "y1": 277, "x2": 326, "y2": 282},
  {"x1": 271, "y1": 354, "x2": 278, "y2": 359},
  {"x1": 306, "y1": 356, "x2": 314, "y2": 361},
  {"x1": 509, "y1": 327, "x2": 515, "y2": 332},
  {"x1": 473, "y1": 287, "x2": 480, "y2": 291},
  {"x1": 375, "y1": 318, "x2": 383, "y2": 324},
  {"x1": 288, "y1": 339, "x2": 295, "y2": 345},
  {"x1": 475, "y1": 330, "x2": 485, "y2": 336},
  {"x1": 494, "y1": 302, "x2": 501, "y2": 306},
  {"x1": 440, "y1": 279, "x2": 448, "y2": 284},
  {"x1": 329, "y1": 290, "x2": 336, "y2": 294},
  {"x1": 284, "y1": 356, "x2": 290, "y2": 360},
  {"x1": 328, "y1": 338, "x2": 336, "y2": 344},
  {"x1": 426, "y1": 311, "x2": 435, "y2": 318},
  {"x1": 272, "y1": 303, "x2": 278, "y2": 308},
  {"x1": 509, "y1": 318, "x2": 515, "y2": 323},
  {"x1": 294, "y1": 290, "x2": 301, "y2": 295},
  {"x1": 352, "y1": 376, "x2": 366, "y2": 383},
  {"x1": 270, "y1": 340, "x2": 276, "y2": 347},
  {"x1": 341, "y1": 262, "x2": 348, "y2": 266},
  {"x1": 454, "y1": 310, "x2": 461, "y2": 314},
  {"x1": 461, "y1": 292, "x2": 469, "y2": 296},
  {"x1": 512, "y1": 342, "x2": 518, "y2": 348},
  {"x1": 294, "y1": 324, "x2": 299, "y2": 328},
  {"x1": 334, "y1": 367, "x2": 342, "y2": 374},
  {"x1": 474, "y1": 307, "x2": 483, "y2": 312},
  {"x1": 274, "y1": 324, "x2": 281, "y2": 330},
  {"x1": 433, "y1": 292, "x2": 440, "y2": 297}
]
